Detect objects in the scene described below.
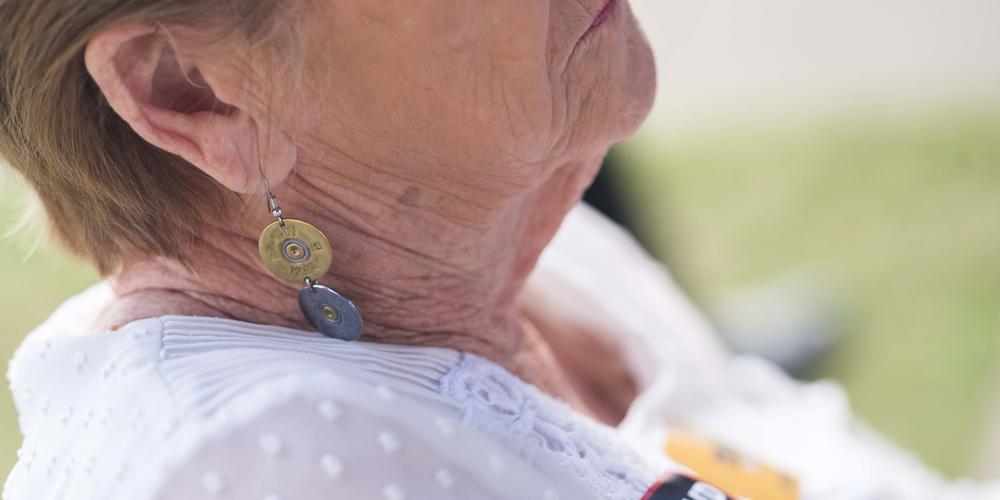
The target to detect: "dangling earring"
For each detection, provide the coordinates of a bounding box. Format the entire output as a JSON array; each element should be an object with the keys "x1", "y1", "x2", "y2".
[{"x1": 257, "y1": 192, "x2": 364, "y2": 341}]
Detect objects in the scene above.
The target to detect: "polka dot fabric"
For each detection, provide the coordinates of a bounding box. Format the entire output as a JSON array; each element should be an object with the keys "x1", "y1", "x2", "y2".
[{"x1": 3, "y1": 288, "x2": 644, "y2": 500}]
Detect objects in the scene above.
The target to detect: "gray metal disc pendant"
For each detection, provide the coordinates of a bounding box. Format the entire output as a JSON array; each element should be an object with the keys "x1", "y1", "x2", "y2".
[{"x1": 298, "y1": 283, "x2": 364, "y2": 341}]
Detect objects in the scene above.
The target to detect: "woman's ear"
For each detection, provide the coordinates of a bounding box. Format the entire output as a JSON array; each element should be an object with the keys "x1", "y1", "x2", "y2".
[{"x1": 84, "y1": 24, "x2": 295, "y2": 193}]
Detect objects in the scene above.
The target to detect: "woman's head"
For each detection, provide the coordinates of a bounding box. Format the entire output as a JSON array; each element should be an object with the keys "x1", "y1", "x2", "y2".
[{"x1": 0, "y1": 0, "x2": 655, "y2": 274}]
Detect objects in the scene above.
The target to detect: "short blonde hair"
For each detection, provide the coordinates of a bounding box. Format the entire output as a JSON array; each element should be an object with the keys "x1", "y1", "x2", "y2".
[{"x1": 0, "y1": 0, "x2": 287, "y2": 273}]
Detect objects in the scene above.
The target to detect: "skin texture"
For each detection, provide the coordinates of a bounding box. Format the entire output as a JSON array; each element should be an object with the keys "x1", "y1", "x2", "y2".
[{"x1": 83, "y1": 0, "x2": 656, "y2": 422}]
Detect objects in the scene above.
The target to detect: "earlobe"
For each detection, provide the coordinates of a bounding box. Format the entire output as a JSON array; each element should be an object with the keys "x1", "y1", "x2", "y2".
[{"x1": 84, "y1": 24, "x2": 295, "y2": 193}]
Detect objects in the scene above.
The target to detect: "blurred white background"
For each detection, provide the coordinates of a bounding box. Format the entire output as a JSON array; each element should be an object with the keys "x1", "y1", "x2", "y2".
[{"x1": 634, "y1": 0, "x2": 1000, "y2": 130}]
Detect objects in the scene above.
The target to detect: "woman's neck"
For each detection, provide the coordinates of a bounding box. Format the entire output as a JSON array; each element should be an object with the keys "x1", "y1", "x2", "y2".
[{"x1": 98, "y1": 153, "x2": 605, "y2": 411}]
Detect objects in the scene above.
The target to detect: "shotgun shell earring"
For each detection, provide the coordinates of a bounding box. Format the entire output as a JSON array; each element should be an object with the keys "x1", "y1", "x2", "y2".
[{"x1": 258, "y1": 192, "x2": 363, "y2": 341}]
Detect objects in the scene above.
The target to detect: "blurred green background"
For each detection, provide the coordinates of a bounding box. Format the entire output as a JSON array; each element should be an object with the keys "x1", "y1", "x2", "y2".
[{"x1": 1, "y1": 0, "x2": 999, "y2": 485}]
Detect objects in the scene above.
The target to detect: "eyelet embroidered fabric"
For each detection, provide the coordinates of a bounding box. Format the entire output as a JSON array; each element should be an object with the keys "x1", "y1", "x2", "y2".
[
  {"x1": 441, "y1": 354, "x2": 657, "y2": 500},
  {"x1": 3, "y1": 286, "x2": 658, "y2": 500}
]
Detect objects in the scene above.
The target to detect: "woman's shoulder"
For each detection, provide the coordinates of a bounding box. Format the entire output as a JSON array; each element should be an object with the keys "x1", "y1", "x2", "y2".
[
  {"x1": 7, "y1": 311, "x2": 595, "y2": 500},
  {"x1": 152, "y1": 317, "x2": 615, "y2": 499},
  {"x1": 5, "y1": 316, "x2": 503, "y2": 499},
  {"x1": 144, "y1": 317, "x2": 588, "y2": 500},
  {"x1": 6, "y1": 273, "x2": 655, "y2": 500}
]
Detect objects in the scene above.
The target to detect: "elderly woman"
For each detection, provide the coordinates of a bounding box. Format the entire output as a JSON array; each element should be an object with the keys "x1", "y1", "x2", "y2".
[{"x1": 1, "y1": 1, "x2": 997, "y2": 500}]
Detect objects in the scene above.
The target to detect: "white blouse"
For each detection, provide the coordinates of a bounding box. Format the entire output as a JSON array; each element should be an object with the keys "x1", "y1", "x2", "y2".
[{"x1": 4, "y1": 205, "x2": 996, "y2": 500}]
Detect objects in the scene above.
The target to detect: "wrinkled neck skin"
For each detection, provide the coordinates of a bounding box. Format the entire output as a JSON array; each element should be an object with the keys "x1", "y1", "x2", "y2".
[{"x1": 99, "y1": 143, "x2": 607, "y2": 413}]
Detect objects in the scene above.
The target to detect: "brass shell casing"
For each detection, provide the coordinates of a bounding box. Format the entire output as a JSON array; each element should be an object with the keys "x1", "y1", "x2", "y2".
[{"x1": 258, "y1": 219, "x2": 333, "y2": 282}]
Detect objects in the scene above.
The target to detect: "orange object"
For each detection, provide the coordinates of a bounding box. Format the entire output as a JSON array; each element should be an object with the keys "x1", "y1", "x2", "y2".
[{"x1": 665, "y1": 431, "x2": 799, "y2": 500}]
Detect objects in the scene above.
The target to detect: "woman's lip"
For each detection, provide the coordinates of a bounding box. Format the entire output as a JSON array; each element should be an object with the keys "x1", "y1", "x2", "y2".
[{"x1": 585, "y1": 0, "x2": 619, "y2": 36}]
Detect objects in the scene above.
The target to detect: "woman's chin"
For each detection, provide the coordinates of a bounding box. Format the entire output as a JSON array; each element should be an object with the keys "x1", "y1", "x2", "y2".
[
  {"x1": 614, "y1": 18, "x2": 658, "y2": 141},
  {"x1": 579, "y1": 5, "x2": 657, "y2": 146}
]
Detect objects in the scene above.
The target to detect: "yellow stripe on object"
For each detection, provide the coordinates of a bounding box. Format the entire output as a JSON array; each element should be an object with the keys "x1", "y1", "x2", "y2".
[{"x1": 665, "y1": 431, "x2": 799, "y2": 500}]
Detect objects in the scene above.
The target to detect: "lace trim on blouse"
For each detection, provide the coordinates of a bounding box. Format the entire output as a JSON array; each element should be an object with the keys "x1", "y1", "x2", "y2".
[{"x1": 440, "y1": 353, "x2": 656, "y2": 500}]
